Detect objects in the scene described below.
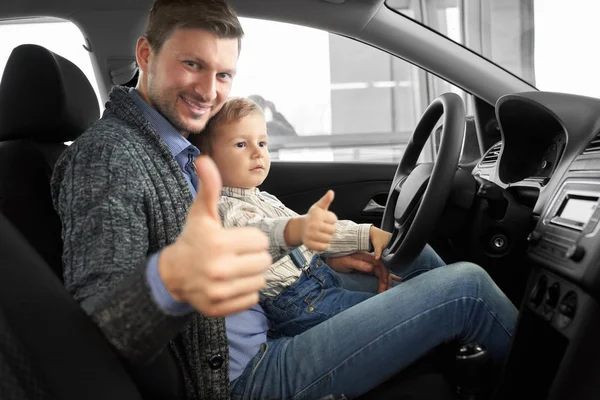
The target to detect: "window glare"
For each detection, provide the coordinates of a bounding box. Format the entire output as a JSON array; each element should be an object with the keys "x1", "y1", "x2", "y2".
[
  {"x1": 232, "y1": 18, "x2": 332, "y2": 136},
  {"x1": 391, "y1": 0, "x2": 600, "y2": 99},
  {"x1": 232, "y1": 17, "x2": 458, "y2": 164}
]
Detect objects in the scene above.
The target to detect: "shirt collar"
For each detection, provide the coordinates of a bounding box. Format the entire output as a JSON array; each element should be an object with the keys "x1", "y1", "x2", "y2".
[
  {"x1": 222, "y1": 186, "x2": 260, "y2": 198},
  {"x1": 128, "y1": 88, "x2": 199, "y2": 158}
]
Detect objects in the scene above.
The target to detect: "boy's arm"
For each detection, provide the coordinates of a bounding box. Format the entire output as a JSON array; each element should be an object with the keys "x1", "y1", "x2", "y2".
[
  {"x1": 321, "y1": 222, "x2": 392, "y2": 259},
  {"x1": 282, "y1": 216, "x2": 306, "y2": 247},
  {"x1": 218, "y1": 196, "x2": 298, "y2": 258},
  {"x1": 319, "y1": 220, "x2": 372, "y2": 258},
  {"x1": 219, "y1": 190, "x2": 338, "y2": 255}
]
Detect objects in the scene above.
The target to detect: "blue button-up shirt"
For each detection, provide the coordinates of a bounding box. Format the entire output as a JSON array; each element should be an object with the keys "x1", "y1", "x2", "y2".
[{"x1": 129, "y1": 89, "x2": 267, "y2": 382}]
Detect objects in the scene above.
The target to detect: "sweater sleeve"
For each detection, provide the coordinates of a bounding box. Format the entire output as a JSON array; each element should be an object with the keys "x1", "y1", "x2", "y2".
[{"x1": 52, "y1": 136, "x2": 190, "y2": 365}]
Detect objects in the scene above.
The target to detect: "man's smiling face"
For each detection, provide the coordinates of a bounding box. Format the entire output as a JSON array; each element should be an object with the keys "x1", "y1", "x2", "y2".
[{"x1": 138, "y1": 27, "x2": 238, "y2": 138}]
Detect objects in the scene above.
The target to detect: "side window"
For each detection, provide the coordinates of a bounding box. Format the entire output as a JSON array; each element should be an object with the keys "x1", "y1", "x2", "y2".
[
  {"x1": 0, "y1": 17, "x2": 102, "y2": 107},
  {"x1": 232, "y1": 18, "x2": 460, "y2": 164}
]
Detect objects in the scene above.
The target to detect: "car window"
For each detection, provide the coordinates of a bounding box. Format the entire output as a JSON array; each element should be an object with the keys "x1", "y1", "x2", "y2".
[
  {"x1": 0, "y1": 17, "x2": 102, "y2": 107},
  {"x1": 389, "y1": 0, "x2": 600, "y2": 99},
  {"x1": 232, "y1": 17, "x2": 466, "y2": 164}
]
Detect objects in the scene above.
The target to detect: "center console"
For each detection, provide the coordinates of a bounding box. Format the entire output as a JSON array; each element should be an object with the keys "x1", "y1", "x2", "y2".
[{"x1": 495, "y1": 177, "x2": 600, "y2": 399}]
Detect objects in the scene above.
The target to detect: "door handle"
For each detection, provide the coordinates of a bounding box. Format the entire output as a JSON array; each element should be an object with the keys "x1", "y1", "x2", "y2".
[{"x1": 363, "y1": 199, "x2": 385, "y2": 214}]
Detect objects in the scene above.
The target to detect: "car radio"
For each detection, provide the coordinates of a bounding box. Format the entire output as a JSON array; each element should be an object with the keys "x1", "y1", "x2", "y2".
[
  {"x1": 549, "y1": 192, "x2": 599, "y2": 232},
  {"x1": 501, "y1": 179, "x2": 600, "y2": 400},
  {"x1": 528, "y1": 179, "x2": 600, "y2": 291}
]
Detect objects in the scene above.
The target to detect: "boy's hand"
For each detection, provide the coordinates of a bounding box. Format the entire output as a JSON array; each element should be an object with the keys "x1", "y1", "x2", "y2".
[
  {"x1": 370, "y1": 226, "x2": 392, "y2": 260},
  {"x1": 325, "y1": 252, "x2": 401, "y2": 293},
  {"x1": 303, "y1": 190, "x2": 338, "y2": 251}
]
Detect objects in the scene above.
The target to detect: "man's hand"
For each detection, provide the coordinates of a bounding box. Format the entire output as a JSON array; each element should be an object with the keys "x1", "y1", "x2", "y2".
[
  {"x1": 302, "y1": 190, "x2": 338, "y2": 251},
  {"x1": 370, "y1": 226, "x2": 392, "y2": 260},
  {"x1": 159, "y1": 156, "x2": 272, "y2": 317},
  {"x1": 326, "y1": 252, "x2": 401, "y2": 293}
]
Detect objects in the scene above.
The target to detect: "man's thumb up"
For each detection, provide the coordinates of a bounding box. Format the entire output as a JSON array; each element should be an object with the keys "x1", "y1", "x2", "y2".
[
  {"x1": 315, "y1": 190, "x2": 335, "y2": 211},
  {"x1": 188, "y1": 156, "x2": 222, "y2": 223}
]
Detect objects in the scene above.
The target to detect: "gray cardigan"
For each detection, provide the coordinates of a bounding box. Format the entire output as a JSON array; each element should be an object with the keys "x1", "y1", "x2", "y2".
[{"x1": 51, "y1": 86, "x2": 230, "y2": 399}]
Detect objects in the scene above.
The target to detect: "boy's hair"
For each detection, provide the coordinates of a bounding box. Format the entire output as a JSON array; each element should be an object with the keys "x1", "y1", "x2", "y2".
[
  {"x1": 145, "y1": 0, "x2": 244, "y2": 54},
  {"x1": 191, "y1": 97, "x2": 264, "y2": 154}
]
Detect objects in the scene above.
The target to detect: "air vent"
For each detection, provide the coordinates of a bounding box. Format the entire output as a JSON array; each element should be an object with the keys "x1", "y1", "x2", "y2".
[
  {"x1": 582, "y1": 132, "x2": 600, "y2": 155},
  {"x1": 479, "y1": 142, "x2": 502, "y2": 166}
]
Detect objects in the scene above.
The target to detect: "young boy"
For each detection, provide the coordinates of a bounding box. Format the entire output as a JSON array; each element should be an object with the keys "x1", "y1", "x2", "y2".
[{"x1": 190, "y1": 97, "x2": 396, "y2": 336}]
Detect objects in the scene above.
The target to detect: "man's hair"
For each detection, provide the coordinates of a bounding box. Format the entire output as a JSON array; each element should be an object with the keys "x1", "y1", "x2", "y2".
[
  {"x1": 145, "y1": 0, "x2": 244, "y2": 53},
  {"x1": 191, "y1": 97, "x2": 264, "y2": 154}
]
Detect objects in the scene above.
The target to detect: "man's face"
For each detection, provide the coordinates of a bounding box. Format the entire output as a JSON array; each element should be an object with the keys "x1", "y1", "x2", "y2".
[
  {"x1": 138, "y1": 28, "x2": 238, "y2": 137},
  {"x1": 210, "y1": 113, "x2": 271, "y2": 189}
]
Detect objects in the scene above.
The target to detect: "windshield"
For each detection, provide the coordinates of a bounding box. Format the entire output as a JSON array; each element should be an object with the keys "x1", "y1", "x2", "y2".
[{"x1": 387, "y1": 0, "x2": 600, "y2": 99}]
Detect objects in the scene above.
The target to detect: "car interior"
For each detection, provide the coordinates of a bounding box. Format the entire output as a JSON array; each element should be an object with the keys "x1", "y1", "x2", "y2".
[{"x1": 1, "y1": 0, "x2": 599, "y2": 399}]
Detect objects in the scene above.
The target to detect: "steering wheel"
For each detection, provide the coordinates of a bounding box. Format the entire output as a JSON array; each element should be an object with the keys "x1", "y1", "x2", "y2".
[{"x1": 381, "y1": 92, "x2": 465, "y2": 268}]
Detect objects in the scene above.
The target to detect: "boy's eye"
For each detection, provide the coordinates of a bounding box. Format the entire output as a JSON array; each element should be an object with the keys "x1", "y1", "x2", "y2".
[
  {"x1": 259, "y1": 141, "x2": 268, "y2": 147},
  {"x1": 235, "y1": 142, "x2": 246, "y2": 148}
]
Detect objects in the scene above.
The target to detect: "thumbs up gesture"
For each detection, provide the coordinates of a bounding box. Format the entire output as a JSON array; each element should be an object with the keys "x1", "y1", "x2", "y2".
[
  {"x1": 158, "y1": 156, "x2": 272, "y2": 317},
  {"x1": 302, "y1": 190, "x2": 338, "y2": 252}
]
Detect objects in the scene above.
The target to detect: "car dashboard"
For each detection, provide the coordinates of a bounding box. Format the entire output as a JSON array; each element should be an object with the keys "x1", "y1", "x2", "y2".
[{"x1": 473, "y1": 91, "x2": 600, "y2": 399}]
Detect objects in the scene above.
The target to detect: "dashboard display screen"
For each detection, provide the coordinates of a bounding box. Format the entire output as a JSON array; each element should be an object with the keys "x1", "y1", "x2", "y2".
[{"x1": 559, "y1": 197, "x2": 598, "y2": 225}]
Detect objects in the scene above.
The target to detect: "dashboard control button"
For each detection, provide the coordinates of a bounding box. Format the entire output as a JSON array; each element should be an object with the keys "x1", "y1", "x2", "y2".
[
  {"x1": 527, "y1": 231, "x2": 541, "y2": 244},
  {"x1": 529, "y1": 275, "x2": 547, "y2": 308},
  {"x1": 583, "y1": 218, "x2": 598, "y2": 234},
  {"x1": 556, "y1": 291, "x2": 577, "y2": 329},
  {"x1": 540, "y1": 160, "x2": 550, "y2": 170},
  {"x1": 545, "y1": 283, "x2": 560, "y2": 309},
  {"x1": 564, "y1": 244, "x2": 585, "y2": 261}
]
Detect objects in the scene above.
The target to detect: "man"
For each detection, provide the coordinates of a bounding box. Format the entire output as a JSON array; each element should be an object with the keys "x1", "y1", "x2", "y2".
[{"x1": 51, "y1": 0, "x2": 517, "y2": 399}]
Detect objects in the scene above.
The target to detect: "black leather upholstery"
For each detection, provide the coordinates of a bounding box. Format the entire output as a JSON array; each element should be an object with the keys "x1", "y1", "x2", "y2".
[
  {"x1": 0, "y1": 212, "x2": 142, "y2": 400},
  {"x1": 0, "y1": 44, "x2": 100, "y2": 278},
  {"x1": 0, "y1": 44, "x2": 99, "y2": 143},
  {"x1": 0, "y1": 45, "x2": 187, "y2": 399}
]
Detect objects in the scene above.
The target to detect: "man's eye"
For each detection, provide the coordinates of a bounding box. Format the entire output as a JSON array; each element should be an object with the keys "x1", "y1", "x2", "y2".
[
  {"x1": 184, "y1": 61, "x2": 198, "y2": 68},
  {"x1": 235, "y1": 142, "x2": 246, "y2": 148},
  {"x1": 217, "y1": 72, "x2": 232, "y2": 80}
]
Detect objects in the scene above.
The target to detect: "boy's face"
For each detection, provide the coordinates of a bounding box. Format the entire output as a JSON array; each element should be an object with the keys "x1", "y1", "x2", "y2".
[
  {"x1": 210, "y1": 112, "x2": 271, "y2": 189},
  {"x1": 136, "y1": 28, "x2": 238, "y2": 138}
]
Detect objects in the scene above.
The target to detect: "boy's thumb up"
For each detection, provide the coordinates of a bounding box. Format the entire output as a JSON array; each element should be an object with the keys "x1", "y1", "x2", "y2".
[
  {"x1": 188, "y1": 156, "x2": 222, "y2": 223},
  {"x1": 315, "y1": 190, "x2": 335, "y2": 211}
]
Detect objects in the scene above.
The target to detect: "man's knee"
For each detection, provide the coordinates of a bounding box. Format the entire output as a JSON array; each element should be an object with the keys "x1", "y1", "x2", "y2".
[
  {"x1": 441, "y1": 262, "x2": 493, "y2": 293},
  {"x1": 417, "y1": 244, "x2": 446, "y2": 269}
]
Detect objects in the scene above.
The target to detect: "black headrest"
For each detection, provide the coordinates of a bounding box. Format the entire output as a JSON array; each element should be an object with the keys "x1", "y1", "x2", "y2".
[{"x1": 0, "y1": 44, "x2": 100, "y2": 142}]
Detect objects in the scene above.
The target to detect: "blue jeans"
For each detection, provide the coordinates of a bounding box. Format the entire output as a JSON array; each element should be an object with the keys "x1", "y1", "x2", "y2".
[
  {"x1": 230, "y1": 246, "x2": 517, "y2": 400},
  {"x1": 262, "y1": 255, "x2": 374, "y2": 337}
]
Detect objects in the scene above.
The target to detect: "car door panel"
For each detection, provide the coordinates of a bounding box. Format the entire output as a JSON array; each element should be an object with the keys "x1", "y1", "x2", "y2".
[{"x1": 260, "y1": 162, "x2": 396, "y2": 226}]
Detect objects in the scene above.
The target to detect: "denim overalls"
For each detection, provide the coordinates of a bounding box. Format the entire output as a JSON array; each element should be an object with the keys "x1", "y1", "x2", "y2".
[{"x1": 262, "y1": 248, "x2": 374, "y2": 337}]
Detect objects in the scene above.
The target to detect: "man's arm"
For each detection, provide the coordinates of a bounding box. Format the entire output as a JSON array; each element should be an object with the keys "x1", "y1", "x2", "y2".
[{"x1": 53, "y1": 138, "x2": 191, "y2": 364}]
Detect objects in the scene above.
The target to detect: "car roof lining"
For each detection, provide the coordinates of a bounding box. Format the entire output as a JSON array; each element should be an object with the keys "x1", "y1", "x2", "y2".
[{"x1": 0, "y1": 0, "x2": 533, "y2": 105}]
